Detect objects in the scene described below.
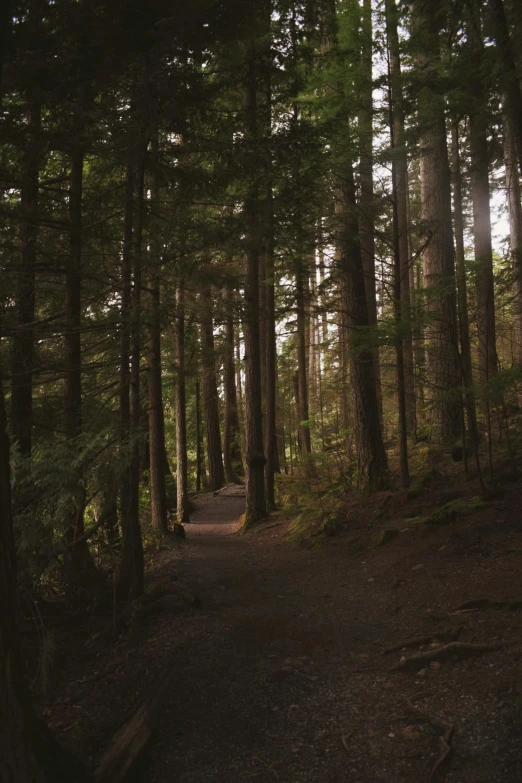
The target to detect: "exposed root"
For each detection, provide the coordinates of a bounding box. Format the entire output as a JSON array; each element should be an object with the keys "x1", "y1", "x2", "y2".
[
  {"x1": 403, "y1": 694, "x2": 453, "y2": 781},
  {"x1": 430, "y1": 727, "x2": 453, "y2": 781},
  {"x1": 389, "y1": 641, "x2": 504, "y2": 672},
  {"x1": 382, "y1": 628, "x2": 461, "y2": 655},
  {"x1": 453, "y1": 598, "x2": 522, "y2": 612},
  {"x1": 340, "y1": 731, "x2": 354, "y2": 754},
  {"x1": 144, "y1": 576, "x2": 200, "y2": 607}
]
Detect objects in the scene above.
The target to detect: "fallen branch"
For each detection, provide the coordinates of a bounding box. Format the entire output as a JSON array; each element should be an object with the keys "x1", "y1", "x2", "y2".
[
  {"x1": 389, "y1": 641, "x2": 504, "y2": 672},
  {"x1": 340, "y1": 731, "x2": 354, "y2": 754},
  {"x1": 453, "y1": 598, "x2": 522, "y2": 612},
  {"x1": 382, "y1": 628, "x2": 461, "y2": 655}
]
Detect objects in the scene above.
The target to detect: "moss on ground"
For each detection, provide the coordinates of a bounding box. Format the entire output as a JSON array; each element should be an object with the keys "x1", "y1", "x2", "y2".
[
  {"x1": 370, "y1": 529, "x2": 399, "y2": 549},
  {"x1": 409, "y1": 496, "x2": 486, "y2": 528}
]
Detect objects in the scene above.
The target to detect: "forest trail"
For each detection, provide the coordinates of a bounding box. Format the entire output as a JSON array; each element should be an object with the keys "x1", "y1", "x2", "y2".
[
  {"x1": 46, "y1": 483, "x2": 522, "y2": 783},
  {"x1": 186, "y1": 484, "x2": 246, "y2": 537},
  {"x1": 137, "y1": 486, "x2": 522, "y2": 783},
  {"x1": 143, "y1": 485, "x2": 392, "y2": 783}
]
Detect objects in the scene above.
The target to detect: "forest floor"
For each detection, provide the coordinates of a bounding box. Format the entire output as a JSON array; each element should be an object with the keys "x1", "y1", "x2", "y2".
[{"x1": 38, "y1": 469, "x2": 522, "y2": 783}]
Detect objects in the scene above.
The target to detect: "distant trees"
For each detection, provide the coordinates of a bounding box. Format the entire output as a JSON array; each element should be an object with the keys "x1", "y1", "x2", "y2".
[{"x1": 0, "y1": 0, "x2": 522, "y2": 641}]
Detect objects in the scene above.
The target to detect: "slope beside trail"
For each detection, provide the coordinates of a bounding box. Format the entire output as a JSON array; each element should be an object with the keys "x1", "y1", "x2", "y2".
[{"x1": 44, "y1": 481, "x2": 522, "y2": 783}]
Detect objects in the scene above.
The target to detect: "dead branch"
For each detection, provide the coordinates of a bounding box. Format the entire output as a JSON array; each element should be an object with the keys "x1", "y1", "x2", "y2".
[
  {"x1": 382, "y1": 628, "x2": 461, "y2": 655},
  {"x1": 389, "y1": 641, "x2": 504, "y2": 672},
  {"x1": 341, "y1": 731, "x2": 354, "y2": 753},
  {"x1": 453, "y1": 598, "x2": 522, "y2": 612}
]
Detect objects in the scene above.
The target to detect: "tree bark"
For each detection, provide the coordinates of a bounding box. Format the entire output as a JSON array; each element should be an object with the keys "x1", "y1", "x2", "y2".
[
  {"x1": 1, "y1": 378, "x2": 91, "y2": 782},
  {"x1": 117, "y1": 146, "x2": 145, "y2": 604},
  {"x1": 390, "y1": 99, "x2": 410, "y2": 488},
  {"x1": 223, "y1": 285, "x2": 243, "y2": 484},
  {"x1": 201, "y1": 286, "x2": 225, "y2": 492},
  {"x1": 0, "y1": 380, "x2": 46, "y2": 782},
  {"x1": 468, "y1": 2, "x2": 498, "y2": 390},
  {"x1": 451, "y1": 119, "x2": 482, "y2": 481},
  {"x1": 175, "y1": 283, "x2": 190, "y2": 522},
  {"x1": 358, "y1": 0, "x2": 383, "y2": 422},
  {"x1": 338, "y1": 165, "x2": 389, "y2": 492},
  {"x1": 490, "y1": 0, "x2": 522, "y2": 177},
  {"x1": 147, "y1": 134, "x2": 168, "y2": 533},
  {"x1": 262, "y1": 73, "x2": 278, "y2": 510},
  {"x1": 243, "y1": 44, "x2": 266, "y2": 524},
  {"x1": 63, "y1": 143, "x2": 98, "y2": 588},
  {"x1": 195, "y1": 373, "x2": 204, "y2": 493},
  {"x1": 413, "y1": 0, "x2": 461, "y2": 442},
  {"x1": 296, "y1": 256, "x2": 312, "y2": 461},
  {"x1": 504, "y1": 115, "x2": 522, "y2": 366},
  {"x1": 386, "y1": 0, "x2": 416, "y2": 437},
  {"x1": 11, "y1": 99, "x2": 40, "y2": 459}
]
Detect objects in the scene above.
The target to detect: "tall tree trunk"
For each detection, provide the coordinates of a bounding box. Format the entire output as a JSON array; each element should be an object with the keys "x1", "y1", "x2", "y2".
[
  {"x1": 504, "y1": 115, "x2": 522, "y2": 366},
  {"x1": 11, "y1": 99, "x2": 40, "y2": 459},
  {"x1": 390, "y1": 100, "x2": 410, "y2": 488},
  {"x1": 308, "y1": 268, "x2": 317, "y2": 417},
  {"x1": 117, "y1": 146, "x2": 145, "y2": 604},
  {"x1": 296, "y1": 257, "x2": 312, "y2": 461},
  {"x1": 201, "y1": 286, "x2": 225, "y2": 492},
  {"x1": 468, "y1": 2, "x2": 498, "y2": 391},
  {"x1": 358, "y1": 0, "x2": 383, "y2": 422},
  {"x1": 243, "y1": 44, "x2": 266, "y2": 524},
  {"x1": 119, "y1": 160, "x2": 133, "y2": 550},
  {"x1": 63, "y1": 145, "x2": 97, "y2": 588},
  {"x1": 318, "y1": 221, "x2": 329, "y2": 347},
  {"x1": 1, "y1": 379, "x2": 89, "y2": 783},
  {"x1": 147, "y1": 134, "x2": 168, "y2": 533},
  {"x1": 451, "y1": 120, "x2": 482, "y2": 479},
  {"x1": 223, "y1": 285, "x2": 243, "y2": 483},
  {"x1": 490, "y1": 0, "x2": 522, "y2": 177},
  {"x1": 392, "y1": 184, "x2": 410, "y2": 488},
  {"x1": 176, "y1": 282, "x2": 190, "y2": 522},
  {"x1": 386, "y1": 0, "x2": 416, "y2": 437},
  {"x1": 413, "y1": 0, "x2": 461, "y2": 443},
  {"x1": 262, "y1": 56, "x2": 278, "y2": 509},
  {"x1": 407, "y1": 169, "x2": 426, "y2": 419},
  {"x1": 338, "y1": 165, "x2": 389, "y2": 492},
  {"x1": 195, "y1": 373, "x2": 203, "y2": 493},
  {"x1": 0, "y1": 381, "x2": 45, "y2": 781},
  {"x1": 1, "y1": 30, "x2": 74, "y2": 773}
]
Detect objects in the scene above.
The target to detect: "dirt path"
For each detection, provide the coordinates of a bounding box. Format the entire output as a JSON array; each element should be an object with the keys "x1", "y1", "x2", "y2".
[
  {"x1": 137, "y1": 486, "x2": 522, "y2": 783},
  {"x1": 45, "y1": 483, "x2": 522, "y2": 782}
]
